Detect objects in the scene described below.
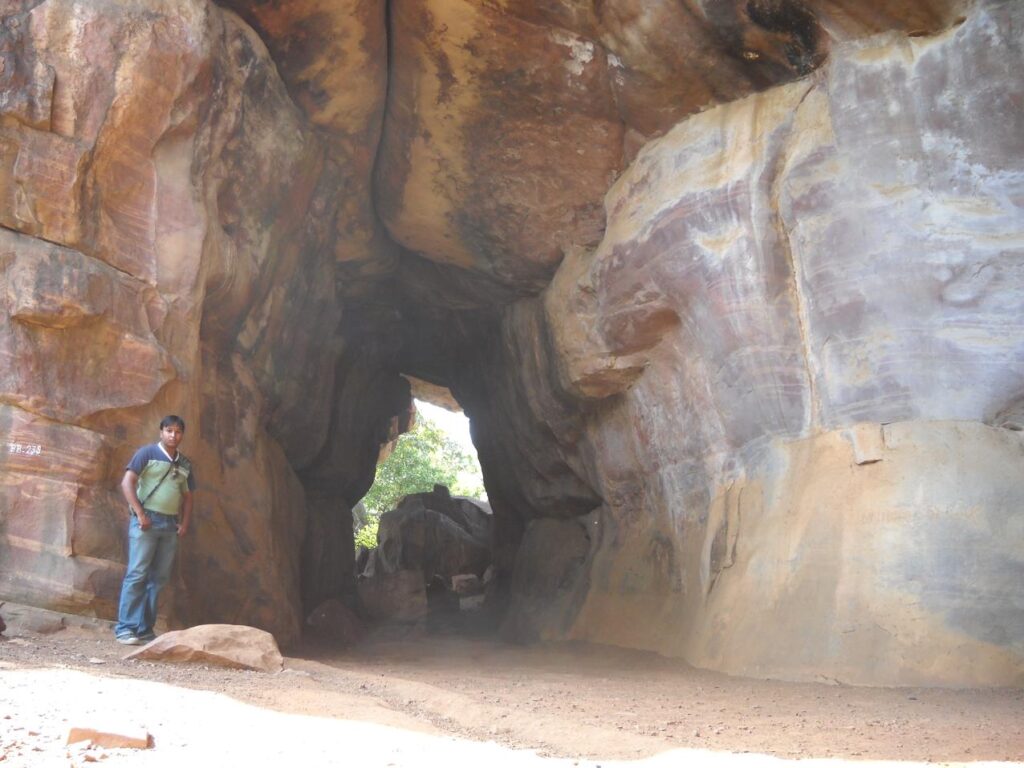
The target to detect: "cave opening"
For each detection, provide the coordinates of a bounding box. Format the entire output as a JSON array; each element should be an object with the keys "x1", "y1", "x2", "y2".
[
  {"x1": 294, "y1": 268, "x2": 605, "y2": 646},
  {"x1": 351, "y1": 392, "x2": 495, "y2": 637}
]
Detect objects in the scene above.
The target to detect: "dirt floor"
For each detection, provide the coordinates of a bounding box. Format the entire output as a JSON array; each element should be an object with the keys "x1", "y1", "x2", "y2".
[{"x1": 1, "y1": 615, "x2": 1023, "y2": 767}]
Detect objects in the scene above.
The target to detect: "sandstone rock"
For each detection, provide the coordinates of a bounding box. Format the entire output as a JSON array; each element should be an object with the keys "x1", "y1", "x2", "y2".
[
  {"x1": 992, "y1": 395, "x2": 1024, "y2": 432},
  {"x1": 0, "y1": 603, "x2": 114, "y2": 636},
  {"x1": 376, "y1": 0, "x2": 624, "y2": 293},
  {"x1": 66, "y1": 725, "x2": 152, "y2": 750},
  {"x1": 501, "y1": 516, "x2": 593, "y2": 643},
  {"x1": 0, "y1": 404, "x2": 125, "y2": 613},
  {"x1": 518, "y1": 1, "x2": 1024, "y2": 685},
  {"x1": 216, "y1": 0, "x2": 391, "y2": 271},
  {"x1": 686, "y1": 421, "x2": 1024, "y2": 687},
  {"x1": 305, "y1": 598, "x2": 366, "y2": 646},
  {"x1": 0, "y1": 233, "x2": 174, "y2": 423},
  {"x1": 376, "y1": 487, "x2": 493, "y2": 582},
  {"x1": 451, "y1": 574, "x2": 483, "y2": 596},
  {"x1": 0, "y1": 0, "x2": 354, "y2": 645},
  {"x1": 354, "y1": 546, "x2": 372, "y2": 577},
  {"x1": 375, "y1": 0, "x2": 967, "y2": 303},
  {"x1": 126, "y1": 625, "x2": 284, "y2": 673},
  {"x1": 356, "y1": 570, "x2": 428, "y2": 624},
  {"x1": 356, "y1": 547, "x2": 379, "y2": 579},
  {"x1": 1, "y1": 0, "x2": 1017, "y2": 692},
  {"x1": 459, "y1": 595, "x2": 486, "y2": 612}
]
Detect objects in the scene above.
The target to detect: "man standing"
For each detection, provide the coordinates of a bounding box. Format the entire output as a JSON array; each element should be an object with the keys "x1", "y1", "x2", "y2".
[{"x1": 114, "y1": 415, "x2": 195, "y2": 645}]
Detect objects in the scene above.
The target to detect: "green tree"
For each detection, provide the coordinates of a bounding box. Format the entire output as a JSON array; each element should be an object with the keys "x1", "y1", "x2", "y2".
[{"x1": 355, "y1": 411, "x2": 485, "y2": 550}]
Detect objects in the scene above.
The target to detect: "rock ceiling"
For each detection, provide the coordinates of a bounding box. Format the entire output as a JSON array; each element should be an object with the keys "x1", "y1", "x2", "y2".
[{"x1": 220, "y1": 0, "x2": 964, "y2": 302}]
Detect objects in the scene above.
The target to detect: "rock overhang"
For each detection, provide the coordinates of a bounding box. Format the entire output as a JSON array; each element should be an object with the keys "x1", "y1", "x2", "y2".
[{"x1": 2, "y1": 0, "x2": 1021, "y2": 687}]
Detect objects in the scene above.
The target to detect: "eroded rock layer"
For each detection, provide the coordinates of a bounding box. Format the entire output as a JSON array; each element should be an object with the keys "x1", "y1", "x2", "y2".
[
  {"x1": 1, "y1": 0, "x2": 1021, "y2": 687},
  {"x1": 0, "y1": 0, "x2": 398, "y2": 643},
  {"x1": 479, "y1": 2, "x2": 1023, "y2": 685}
]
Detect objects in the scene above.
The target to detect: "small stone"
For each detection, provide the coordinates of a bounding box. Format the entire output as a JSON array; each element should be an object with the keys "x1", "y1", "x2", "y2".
[{"x1": 66, "y1": 725, "x2": 152, "y2": 750}]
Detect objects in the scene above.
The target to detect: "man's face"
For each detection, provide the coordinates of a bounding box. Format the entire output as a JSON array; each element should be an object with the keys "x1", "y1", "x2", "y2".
[{"x1": 160, "y1": 424, "x2": 184, "y2": 451}]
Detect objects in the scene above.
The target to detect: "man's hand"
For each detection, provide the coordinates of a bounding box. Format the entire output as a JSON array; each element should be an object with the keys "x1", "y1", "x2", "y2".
[
  {"x1": 137, "y1": 512, "x2": 152, "y2": 530},
  {"x1": 176, "y1": 522, "x2": 188, "y2": 538}
]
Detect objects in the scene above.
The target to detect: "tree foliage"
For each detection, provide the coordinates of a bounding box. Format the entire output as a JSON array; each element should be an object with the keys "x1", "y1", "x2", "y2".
[
  {"x1": 355, "y1": 411, "x2": 485, "y2": 550},
  {"x1": 353, "y1": 517, "x2": 380, "y2": 551}
]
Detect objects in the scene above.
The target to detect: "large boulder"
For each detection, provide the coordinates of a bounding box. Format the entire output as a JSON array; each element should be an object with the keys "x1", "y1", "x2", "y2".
[
  {"x1": 375, "y1": 486, "x2": 493, "y2": 582},
  {"x1": 356, "y1": 569, "x2": 428, "y2": 624},
  {"x1": 305, "y1": 598, "x2": 366, "y2": 646},
  {"x1": 126, "y1": 624, "x2": 284, "y2": 672}
]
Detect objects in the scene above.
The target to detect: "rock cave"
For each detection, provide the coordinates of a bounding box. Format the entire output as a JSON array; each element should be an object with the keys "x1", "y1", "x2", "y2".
[{"x1": 0, "y1": 0, "x2": 1022, "y2": 688}]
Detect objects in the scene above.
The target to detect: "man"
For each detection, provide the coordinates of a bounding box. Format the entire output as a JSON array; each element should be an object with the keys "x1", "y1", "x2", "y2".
[{"x1": 114, "y1": 415, "x2": 195, "y2": 645}]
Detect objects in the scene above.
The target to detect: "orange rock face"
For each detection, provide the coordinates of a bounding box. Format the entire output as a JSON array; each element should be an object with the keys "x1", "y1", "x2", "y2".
[
  {"x1": 375, "y1": 0, "x2": 624, "y2": 292},
  {"x1": 0, "y1": 0, "x2": 353, "y2": 643},
  {"x1": 1, "y1": 0, "x2": 1017, "y2": 690}
]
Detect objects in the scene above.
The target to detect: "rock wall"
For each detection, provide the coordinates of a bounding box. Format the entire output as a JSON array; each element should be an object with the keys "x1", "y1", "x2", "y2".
[
  {"x1": 480, "y1": 1, "x2": 1023, "y2": 685},
  {"x1": 1, "y1": 0, "x2": 1020, "y2": 687},
  {"x1": 0, "y1": 0, "x2": 396, "y2": 644}
]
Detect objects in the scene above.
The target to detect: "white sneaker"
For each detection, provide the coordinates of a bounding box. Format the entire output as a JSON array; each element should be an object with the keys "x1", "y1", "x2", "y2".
[{"x1": 115, "y1": 634, "x2": 142, "y2": 645}]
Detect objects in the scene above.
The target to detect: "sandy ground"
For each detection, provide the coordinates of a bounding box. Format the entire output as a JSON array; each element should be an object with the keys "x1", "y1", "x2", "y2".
[{"x1": 1, "y1": 617, "x2": 1022, "y2": 767}]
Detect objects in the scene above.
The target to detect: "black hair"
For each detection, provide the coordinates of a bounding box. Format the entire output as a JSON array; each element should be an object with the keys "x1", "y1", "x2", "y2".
[{"x1": 159, "y1": 415, "x2": 186, "y2": 432}]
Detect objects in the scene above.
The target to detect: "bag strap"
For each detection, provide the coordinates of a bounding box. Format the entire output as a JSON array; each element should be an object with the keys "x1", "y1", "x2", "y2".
[{"x1": 136, "y1": 460, "x2": 176, "y2": 511}]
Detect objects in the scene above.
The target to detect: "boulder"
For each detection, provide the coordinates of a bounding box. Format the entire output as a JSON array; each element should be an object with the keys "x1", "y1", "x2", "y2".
[
  {"x1": 375, "y1": 486, "x2": 493, "y2": 582},
  {"x1": 305, "y1": 599, "x2": 366, "y2": 646},
  {"x1": 126, "y1": 624, "x2": 284, "y2": 673},
  {"x1": 500, "y1": 516, "x2": 593, "y2": 643},
  {"x1": 451, "y1": 574, "x2": 482, "y2": 596},
  {"x1": 356, "y1": 570, "x2": 428, "y2": 624}
]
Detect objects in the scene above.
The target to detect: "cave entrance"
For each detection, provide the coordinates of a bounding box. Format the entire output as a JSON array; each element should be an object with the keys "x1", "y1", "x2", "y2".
[
  {"x1": 351, "y1": 381, "x2": 496, "y2": 638},
  {"x1": 298, "y1": 291, "x2": 602, "y2": 650}
]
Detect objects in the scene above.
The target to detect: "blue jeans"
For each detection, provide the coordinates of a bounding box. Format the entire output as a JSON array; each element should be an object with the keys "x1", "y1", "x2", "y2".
[{"x1": 115, "y1": 512, "x2": 178, "y2": 638}]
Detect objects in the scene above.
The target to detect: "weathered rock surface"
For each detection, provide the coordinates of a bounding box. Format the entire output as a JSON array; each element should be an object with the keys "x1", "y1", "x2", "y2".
[
  {"x1": 1, "y1": 0, "x2": 1019, "y2": 689},
  {"x1": 305, "y1": 598, "x2": 366, "y2": 646},
  {"x1": 0, "y1": 0, "x2": 392, "y2": 645},
  {"x1": 375, "y1": 0, "x2": 969, "y2": 298},
  {"x1": 490, "y1": 1, "x2": 1023, "y2": 685},
  {"x1": 126, "y1": 624, "x2": 284, "y2": 672},
  {"x1": 500, "y1": 515, "x2": 595, "y2": 643},
  {"x1": 376, "y1": 486, "x2": 493, "y2": 582},
  {"x1": 376, "y1": 0, "x2": 624, "y2": 293},
  {"x1": 216, "y1": 0, "x2": 394, "y2": 278},
  {"x1": 356, "y1": 569, "x2": 428, "y2": 624}
]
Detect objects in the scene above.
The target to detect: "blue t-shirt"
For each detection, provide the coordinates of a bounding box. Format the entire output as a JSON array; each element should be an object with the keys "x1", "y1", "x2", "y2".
[{"x1": 126, "y1": 443, "x2": 196, "y2": 516}]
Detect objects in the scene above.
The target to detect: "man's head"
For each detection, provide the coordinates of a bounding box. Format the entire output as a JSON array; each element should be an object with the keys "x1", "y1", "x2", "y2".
[{"x1": 159, "y1": 415, "x2": 186, "y2": 452}]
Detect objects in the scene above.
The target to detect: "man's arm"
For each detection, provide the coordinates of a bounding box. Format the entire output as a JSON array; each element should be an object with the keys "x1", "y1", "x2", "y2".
[
  {"x1": 120, "y1": 470, "x2": 151, "y2": 530},
  {"x1": 178, "y1": 489, "x2": 192, "y2": 537}
]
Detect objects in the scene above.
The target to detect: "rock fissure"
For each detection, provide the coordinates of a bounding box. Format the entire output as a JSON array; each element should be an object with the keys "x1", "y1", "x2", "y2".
[{"x1": 766, "y1": 79, "x2": 823, "y2": 433}]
